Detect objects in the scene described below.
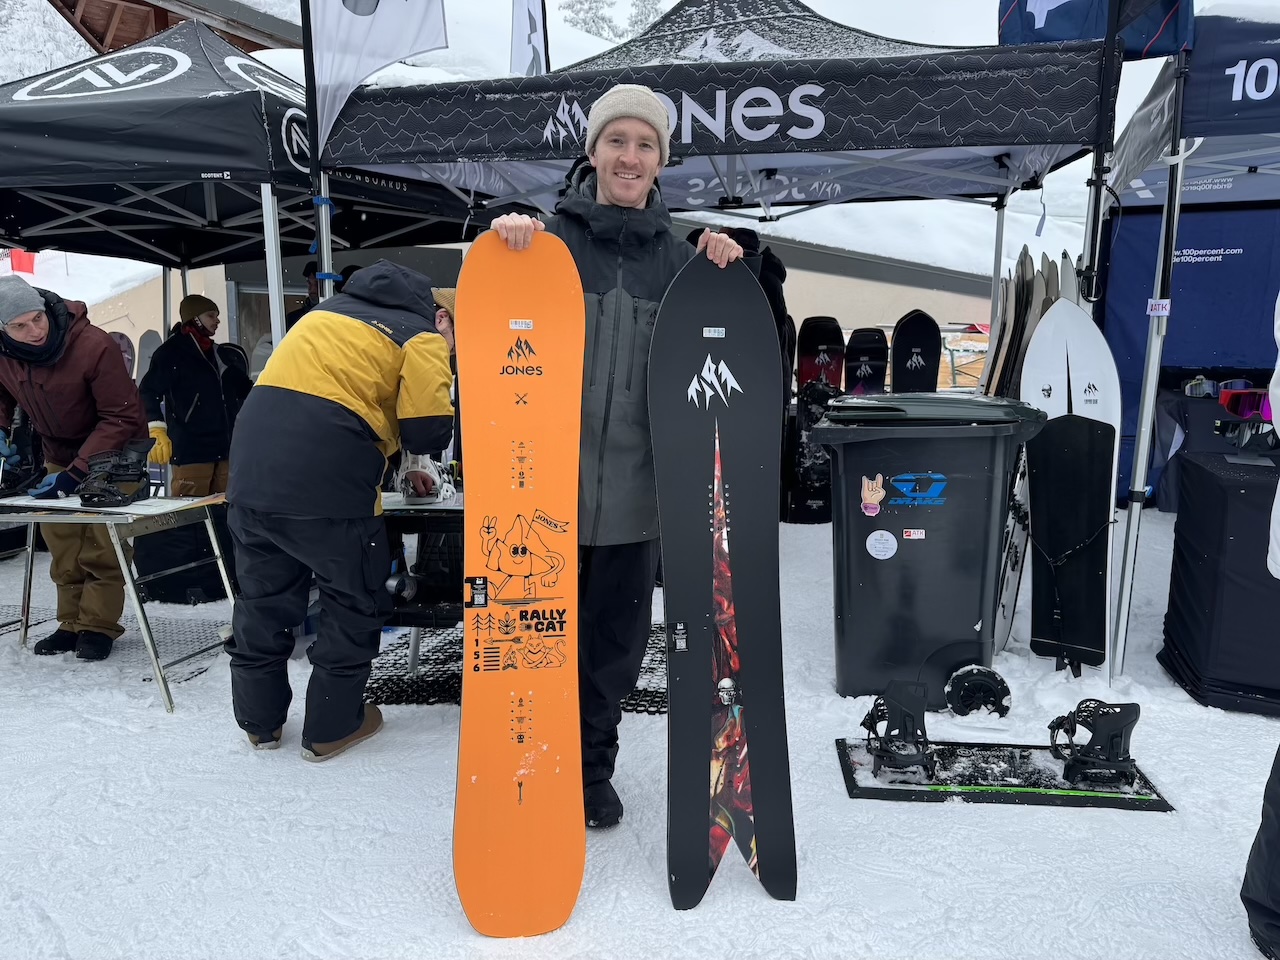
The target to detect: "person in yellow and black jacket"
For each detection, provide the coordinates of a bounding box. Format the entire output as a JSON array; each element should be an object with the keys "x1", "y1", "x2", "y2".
[{"x1": 223, "y1": 260, "x2": 453, "y2": 761}]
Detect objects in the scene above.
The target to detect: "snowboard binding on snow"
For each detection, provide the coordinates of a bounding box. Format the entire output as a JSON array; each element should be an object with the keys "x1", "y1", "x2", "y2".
[
  {"x1": 77, "y1": 438, "x2": 155, "y2": 508},
  {"x1": 1048, "y1": 698, "x2": 1140, "y2": 787},
  {"x1": 860, "y1": 679, "x2": 937, "y2": 779}
]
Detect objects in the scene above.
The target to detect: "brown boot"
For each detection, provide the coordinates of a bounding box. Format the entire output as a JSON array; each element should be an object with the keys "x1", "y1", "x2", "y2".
[{"x1": 301, "y1": 705, "x2": 383, "y2": 763}]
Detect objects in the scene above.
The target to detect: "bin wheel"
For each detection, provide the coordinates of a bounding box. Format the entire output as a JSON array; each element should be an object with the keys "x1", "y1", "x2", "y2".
[{"x1": 944, "y1": 666, "x2": 1011, "y2": 718}]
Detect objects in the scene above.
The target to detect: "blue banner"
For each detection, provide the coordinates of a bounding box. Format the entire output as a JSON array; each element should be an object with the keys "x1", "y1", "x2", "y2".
[
  {"x1": 1104, "y1": 206, "x2": 1280, "y2": 491},
  {"x1": 1183, "y1": 14, "x2": 1280, "y2": 138},
  {"x1": 999, "y1": 0, "x2": 1194, "y2": 60}
]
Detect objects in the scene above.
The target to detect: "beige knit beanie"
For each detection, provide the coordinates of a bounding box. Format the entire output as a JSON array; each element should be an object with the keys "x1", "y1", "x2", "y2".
[{"x1": 585, "y1": 84, "x2": 672, "y2": 167}]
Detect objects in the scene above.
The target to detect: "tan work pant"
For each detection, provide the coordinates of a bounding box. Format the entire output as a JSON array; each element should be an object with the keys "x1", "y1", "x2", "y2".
[
  {"x1": 172, "y1": 461, "x2": 230, "y2": 497},
  {"x1": 39, "y1": 464, "x2": 131, "y2": 640}
]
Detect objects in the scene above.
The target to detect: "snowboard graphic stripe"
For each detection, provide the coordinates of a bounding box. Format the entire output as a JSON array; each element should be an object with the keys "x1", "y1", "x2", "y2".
[{"x1": 709, "y1": 423, "x2": 758, "y2": 877}]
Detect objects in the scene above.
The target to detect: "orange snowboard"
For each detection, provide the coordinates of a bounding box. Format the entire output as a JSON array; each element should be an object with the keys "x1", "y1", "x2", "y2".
[{"x1": 452, "y1": 230, "x2": 586, "y2": 937}]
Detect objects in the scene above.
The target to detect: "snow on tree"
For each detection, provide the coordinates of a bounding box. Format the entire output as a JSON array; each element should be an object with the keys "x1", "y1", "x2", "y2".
[
  {"x1": 627, "y1": 0, "x2": 664, "y2": 36},
  {"x1": 559, "y1": 0, "x2": 624, "y2": 42}
]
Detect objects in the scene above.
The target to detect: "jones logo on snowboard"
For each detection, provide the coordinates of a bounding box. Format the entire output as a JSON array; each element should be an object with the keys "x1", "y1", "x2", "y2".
[{"x1": 687, "y1": 355, "x2": 742, "y2": 407}]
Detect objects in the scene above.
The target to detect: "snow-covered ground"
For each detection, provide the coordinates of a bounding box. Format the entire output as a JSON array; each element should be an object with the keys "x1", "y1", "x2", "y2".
[{"x1": 0, "y1": 508, "x2": 1274, "y2": 959}]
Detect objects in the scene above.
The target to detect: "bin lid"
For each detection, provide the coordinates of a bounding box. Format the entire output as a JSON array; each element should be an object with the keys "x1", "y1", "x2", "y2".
[{"x1": 822, "y1": 392, "x2": 1046, "y2": 426}]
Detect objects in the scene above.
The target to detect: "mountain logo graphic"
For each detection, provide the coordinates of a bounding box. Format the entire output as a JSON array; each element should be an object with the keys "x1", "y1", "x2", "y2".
[
  {"x1": 1084, "y1": 382, "x2": 1098, "y2": 395},
  {"x1": 906, "y1": 353, "x2": 925, "y2": 371},
  {"x1": 508, "y1": 338, "x2": 536, "y2": 362},
  {"x1": 542, "y1": 95, "x2": 589, "y2": 148},
  {"x1": 687, "y1": 354, "x2": 743, "y2": 409}
]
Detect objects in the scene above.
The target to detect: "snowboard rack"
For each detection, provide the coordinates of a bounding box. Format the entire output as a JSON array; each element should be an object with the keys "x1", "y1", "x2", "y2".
[
  {"x1": 77, "y1": 438, "x2": 154, "y2": 508},
  {"x1": 860, "y1": 679, "x2": 936, "y2": 779},
  {"x1": 1048, "y1": 698, "x2": 1140, "y2": 787}
]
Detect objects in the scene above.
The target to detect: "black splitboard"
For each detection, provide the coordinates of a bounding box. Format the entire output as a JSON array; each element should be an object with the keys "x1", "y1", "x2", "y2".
[
  {"x1": 788, "y1": 316, "x2": 845, "y2": 524},
  {"x1": 1025, "y1": 414, "x2": 1115, "y2": 668},
  {"x1": 844, "y1": 327, "x2": 888, "y2": 395},
  {"x1": 650, "y1": 256, "x2": 797, "y2": 910},
  {"x1": 889, "y1": 310, "x2": 942, "y2": 393},
  {"x1": 835, "y1": 739, "x2": 1172, "y2": 812}
]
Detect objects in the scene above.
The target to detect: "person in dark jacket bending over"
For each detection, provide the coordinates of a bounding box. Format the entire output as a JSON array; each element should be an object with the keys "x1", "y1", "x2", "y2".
[
  {"x1": 139, "y1": 295, "x2": 252, "y2": 496},
  {"x1": 0, "y1": 275, "x2": 148, "y2": 661},
  {"x1": 224, "y1": 261, "x2": 453, "y2": 760},
  {"x1": 490, "y1": 84, "x2": 743, "y2": 828}
]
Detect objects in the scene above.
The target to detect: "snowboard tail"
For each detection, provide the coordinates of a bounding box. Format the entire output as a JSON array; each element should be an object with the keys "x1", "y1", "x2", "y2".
[{"x1": 1027, "y1": 415, "x2": 1116, "y2": 667}]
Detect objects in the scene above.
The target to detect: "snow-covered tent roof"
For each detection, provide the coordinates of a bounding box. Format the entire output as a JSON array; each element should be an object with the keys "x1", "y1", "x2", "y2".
[
  {"x1": 325, "y1": 0, "x2": 1118, "y2": 215},
  {"x1": 1111, "y1": 6, "x2": 1280, "y2": 207},
  {"x1": 566, "y1": 0, "x2": 953, "y2": 69},
  {"x1": 0, "y1": 21, "x2": 515, "y2": 267}
]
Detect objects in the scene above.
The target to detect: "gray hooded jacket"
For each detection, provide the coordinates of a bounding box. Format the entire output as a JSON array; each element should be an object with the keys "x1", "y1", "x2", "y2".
[{"x1": 546, "y1": 168, "x2": 694, "y2": 545}]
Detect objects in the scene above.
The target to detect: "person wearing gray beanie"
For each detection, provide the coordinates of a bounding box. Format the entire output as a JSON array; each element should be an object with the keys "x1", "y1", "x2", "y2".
[
  {"x1": 0, "y1": 275, "x2": 148, "y2": 662},
  {"x1": 0, "y1": 274, "x2": 46, "y2": 328},
  {"x1": 485, "y1": 83, "x2": 744, "y2": 830}
]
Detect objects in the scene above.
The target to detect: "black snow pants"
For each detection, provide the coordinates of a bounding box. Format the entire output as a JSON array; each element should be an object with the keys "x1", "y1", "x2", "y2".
[
  {"x1": 225, "y1": 504, "x2": 392, "y2": 745},
  {"x1": 1244, "y1": 742, "x2": 1280, "y2": 953},
  {"x1": 579, "y1": 539, "x2": 661, "y2": 786}
]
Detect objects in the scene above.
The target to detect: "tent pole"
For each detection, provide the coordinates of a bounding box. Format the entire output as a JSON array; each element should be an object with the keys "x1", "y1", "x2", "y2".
[
  {"x1": 1079, "y1": 0, "x2": 1125, "y2": 302},
  {"x1": 161, "y1": 268, "x2": 172, "y2": 331},
  {"x1": 318, "y1": 171, "x2": 335, "y2": 302},
  {"x1": 260, "y1": 183, "x2": 287, "y2": 351},
  {"x1": 1111, "y1": 49, "x2": 1191, "y2": 684},
  {"x1": 180, "y1": 267, "x2": 190, "y2": 298},
  {"x1": 979, "y1": 197, "x2": 1007, "y2": 395}
]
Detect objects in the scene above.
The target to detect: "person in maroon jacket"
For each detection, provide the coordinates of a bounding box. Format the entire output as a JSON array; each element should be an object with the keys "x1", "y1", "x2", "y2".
[{"x1": 0, "y1": 275, "x2": 149, "y2": 661}]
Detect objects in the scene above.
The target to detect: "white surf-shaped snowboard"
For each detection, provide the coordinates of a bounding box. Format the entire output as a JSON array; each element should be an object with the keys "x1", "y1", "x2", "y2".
[{"x1": 1019, "y1": 299, "x2": 1121, "y2": 670}]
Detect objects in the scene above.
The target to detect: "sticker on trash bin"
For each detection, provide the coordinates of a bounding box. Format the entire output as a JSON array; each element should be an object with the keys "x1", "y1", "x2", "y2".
[
  {"x1": 865, "y1": 530, "x2": 897, "y2": 560},
  {"x1": 903, "y1": 528, "x2": 925, "y2": 540},
  {"x1": 860, "y1": 474, "x2": 886, "y2": 517}
]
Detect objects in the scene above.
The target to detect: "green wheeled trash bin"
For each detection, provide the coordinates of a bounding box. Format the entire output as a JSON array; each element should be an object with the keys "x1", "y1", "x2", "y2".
[{"x1": 811, "y1": 393, "x2": 1046, "y2": 712}]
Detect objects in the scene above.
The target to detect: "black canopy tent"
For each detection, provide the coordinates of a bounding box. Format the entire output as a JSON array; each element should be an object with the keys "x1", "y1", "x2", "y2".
[
  {"x1": 0, "y1": 21, "x2": 499, "y2": 267},
  {"x1": 0, "y1": 22, "x2": 518, "y2": 344},
  {"x1": 325, "y1": 0, "x2": 1114, "y2": 218}
]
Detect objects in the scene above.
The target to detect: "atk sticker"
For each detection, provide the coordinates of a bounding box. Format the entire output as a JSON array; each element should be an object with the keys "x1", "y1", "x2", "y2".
[
  {"x1": 861, "y1": 473, "x2": 885, "y2": 517},
  {"x1": 509, "y1": 318, "x2": 534, "y2": 330},
  {"x1": 903, "y1": 528, "x2": 926, "y2": 540},
  {"x1": 866, "y1": 530, "x2": 897, "y2": 561}
]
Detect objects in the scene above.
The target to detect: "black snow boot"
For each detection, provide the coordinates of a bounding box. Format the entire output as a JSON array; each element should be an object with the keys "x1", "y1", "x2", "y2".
[
  {"x1": 584, "y1": 779, "x2": 623, "y2": 829},
  {"x1": 33, "y1": 629, "x2": 78, "y2": 655},
  {"x1": 1254, "y1": 929, "x2": 1280, "y2": 960},
  {"x1": 75, "y1": 631, "x2": 114, "y2": 661}
]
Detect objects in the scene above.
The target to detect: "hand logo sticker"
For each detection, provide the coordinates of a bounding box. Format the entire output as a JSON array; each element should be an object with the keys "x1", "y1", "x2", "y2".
[{"x1": 861, "y1": 474, "x2": 885, "y2": 517}]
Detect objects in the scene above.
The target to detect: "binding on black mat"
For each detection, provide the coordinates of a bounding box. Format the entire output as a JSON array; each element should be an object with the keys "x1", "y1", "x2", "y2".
[
  {"x1": 860, "y1": 679, "x2": 936, "y2": 778},
  {"x1": 1048, "y1": 698, "x2": 1140, "y2": 787},
  {"x1": 78, "y1": 438, "x2": 155, "y2": 507}
]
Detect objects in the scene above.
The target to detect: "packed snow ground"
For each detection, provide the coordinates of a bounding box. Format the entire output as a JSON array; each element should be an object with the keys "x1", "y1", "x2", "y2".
[{"x1": 0, "y1": 508, "x2": 1275, "y2": 959}]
